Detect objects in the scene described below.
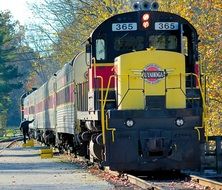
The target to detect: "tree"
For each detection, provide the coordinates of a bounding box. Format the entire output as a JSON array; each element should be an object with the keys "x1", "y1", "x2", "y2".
[
  {"x1": 0, "y1": 11, "x2": 24, "y2": 128},
  {"x1": 0, "y1": 11, "x2": 23, "y2": 109},
  {"x1": 158, "y1": 0, "x2": 222, "y2": 135},
  {"x1": 29, "y1": 0, "x2": 130, "y2": 64}
]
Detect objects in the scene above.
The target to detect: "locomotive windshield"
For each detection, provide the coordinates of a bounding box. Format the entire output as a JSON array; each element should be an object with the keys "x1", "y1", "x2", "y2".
[
  {"x1": 114, "y1": 35, "x2": 145, "y2": 51},
  {"x1": 149, "y1": 35, "x2": 177, "y2": 50},
  {"x1": 95, "y1": 31, "x2": 180, "y2": 61},
  {"x1": 113, "y1": 33, "x2": 178, "y2": 52}
]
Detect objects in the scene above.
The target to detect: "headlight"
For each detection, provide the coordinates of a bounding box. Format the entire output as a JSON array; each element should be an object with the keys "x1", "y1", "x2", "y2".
[
  {"x1": 175, "y1": 117, "x2": 184, "y2": 127},
  {"x1": 125, "y1": 119, "x2": 134, "y2": 127}
]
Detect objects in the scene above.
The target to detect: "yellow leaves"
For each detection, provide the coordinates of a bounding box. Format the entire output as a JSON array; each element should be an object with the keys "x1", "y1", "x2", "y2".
[
  {"x1": 158, "y1": 0, "x2": 222, "y2": 134},
  {"x1": 206, "y1": 71, "x2": 222, "y2": 134},
  {"x1": 206, "y1": 106, "x2": 222, "y2": 136},
  {"x1": 104, "y1": 0, "x2": 111, "y2": 7}
]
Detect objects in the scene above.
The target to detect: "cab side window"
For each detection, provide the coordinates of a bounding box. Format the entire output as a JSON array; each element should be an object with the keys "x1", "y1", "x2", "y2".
[
  {"x1": 96, "y1": 39, "x2": 106, "y2": 60},
  {"x1": 182, "y1": 36, "x2": 188, "y2": 56}
]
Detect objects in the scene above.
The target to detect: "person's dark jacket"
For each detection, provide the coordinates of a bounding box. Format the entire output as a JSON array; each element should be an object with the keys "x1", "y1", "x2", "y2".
[{"x1": 20, "y1": 119, "x2": 34, "y2": 132}]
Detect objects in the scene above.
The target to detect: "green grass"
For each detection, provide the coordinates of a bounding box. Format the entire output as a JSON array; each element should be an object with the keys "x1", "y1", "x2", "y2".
[
  {"x1": 0, "y1": 128, "x2": 22, "y2": 139},
  {"x1": 0, "y1": 136, "x2": 9, "y2": 141}
]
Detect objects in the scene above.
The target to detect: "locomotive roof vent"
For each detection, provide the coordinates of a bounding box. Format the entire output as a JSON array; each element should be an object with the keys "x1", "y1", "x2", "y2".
[{"x1": 132, "y1": 1, "x2": 159, "y2": 11}]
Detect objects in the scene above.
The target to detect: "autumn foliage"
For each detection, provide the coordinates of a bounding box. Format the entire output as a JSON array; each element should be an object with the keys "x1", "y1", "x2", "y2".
[{"x1": 157, "y1": 0, "x2": 222, "y2": 135}]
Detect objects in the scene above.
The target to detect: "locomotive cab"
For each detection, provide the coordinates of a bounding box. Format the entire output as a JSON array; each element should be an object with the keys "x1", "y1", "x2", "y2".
[{"x1": 85, "y1": 11, "x2": 201, "y2": 111}]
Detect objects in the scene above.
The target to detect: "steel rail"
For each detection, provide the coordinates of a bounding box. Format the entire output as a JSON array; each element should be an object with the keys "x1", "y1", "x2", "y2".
[
  {"x1": 125, "y1": 174, "x2": 164, "y2": 190},
  {"x1": 0, "y1": 137, "x2": 23, "y2": 154},
  {"x1": 104, "y1": 166, "x2": 163, "y2": 189},
  {"x1": 0, "y1": 136, "x2": 23, "y2": 143},
  {"x1": 124, "y1": 173, "x2": 222, "y2": 190},
  {"x1": 191, "y1": 175, "x2": 222, "y2": 190}
]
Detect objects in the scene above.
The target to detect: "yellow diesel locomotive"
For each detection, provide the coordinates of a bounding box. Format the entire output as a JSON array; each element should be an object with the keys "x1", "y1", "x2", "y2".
[{"x1": 22, "y1": 2, "x2": 205, "y2": 172}]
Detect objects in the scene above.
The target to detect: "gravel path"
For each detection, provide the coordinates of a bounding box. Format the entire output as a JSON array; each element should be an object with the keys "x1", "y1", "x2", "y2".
[{"x1": 0, "y1": 143, "x2": 114, "y2": 190}]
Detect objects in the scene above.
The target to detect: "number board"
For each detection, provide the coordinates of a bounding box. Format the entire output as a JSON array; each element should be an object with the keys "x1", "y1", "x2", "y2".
[
  {"x1": 112, "y1": 23, "x2": 137, "y2": 31},
  {"x1": 155, "y1": 22, "x2": 179, "y2": 30}
]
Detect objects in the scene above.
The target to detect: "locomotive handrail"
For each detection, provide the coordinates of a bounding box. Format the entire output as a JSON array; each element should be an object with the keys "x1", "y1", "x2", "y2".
[
  {"x1": 97, "y1": 72, "x2": 207, "y2": 143},
  {"x1": 96, "y1": 76, "x2": 106, "y2": 144},
  {"x1": 96, "y1": 75, "x2": 116, "y2": 144},
  {"x1": 103, "y1": 75, "x2": 115, "y2": 109},
  {"x1": 116, "y1": 73, "x2": 185, "y2": 109},
  {"x1": 185, "y1": 73, "x2": 206, "y2": 113},
  {"x1": 115, "y1": 72, "x2": 205, "y2": 111},
  {"x1": 103, "y1": 75, "x2": 116, "y2": 142},
  {"x1": 186, "y1": 73, "x2": 208, "y2": 140},
  {"x1": 115, "y1": 74, "x2": 145, "y2": 109}
]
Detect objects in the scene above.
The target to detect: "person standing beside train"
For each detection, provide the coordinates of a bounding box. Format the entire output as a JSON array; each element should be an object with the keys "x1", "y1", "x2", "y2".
[{"x1": 19, "y1": 118, "x2": 34, "y2": 144}]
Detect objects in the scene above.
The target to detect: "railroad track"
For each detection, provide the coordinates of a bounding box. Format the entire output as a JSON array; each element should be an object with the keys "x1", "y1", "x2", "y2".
[
  {"x1": 190, "y1": 175, "x2": 222, "y2": 190},
  {"x1": 95, "y1": 166, "x2": 212, "y2": 189},
  {"x1": 38, "y1": 145, "x2": 222, "y2": 190},
  {"x1": 0, "y1": 136, "x2": 23, "y2": 154},
  {"x1": 1, "y1": 138, "x2": 221, "y2": 189},
  {"x1": 103, "y1": 167, "x2": 222, "y2": 190},
  {"x1": 59, "y1": 151, "x2": 222, "y2": 190},
  {"x1": 122, "y1": 173, "x2": 222, "y2": 190}
]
